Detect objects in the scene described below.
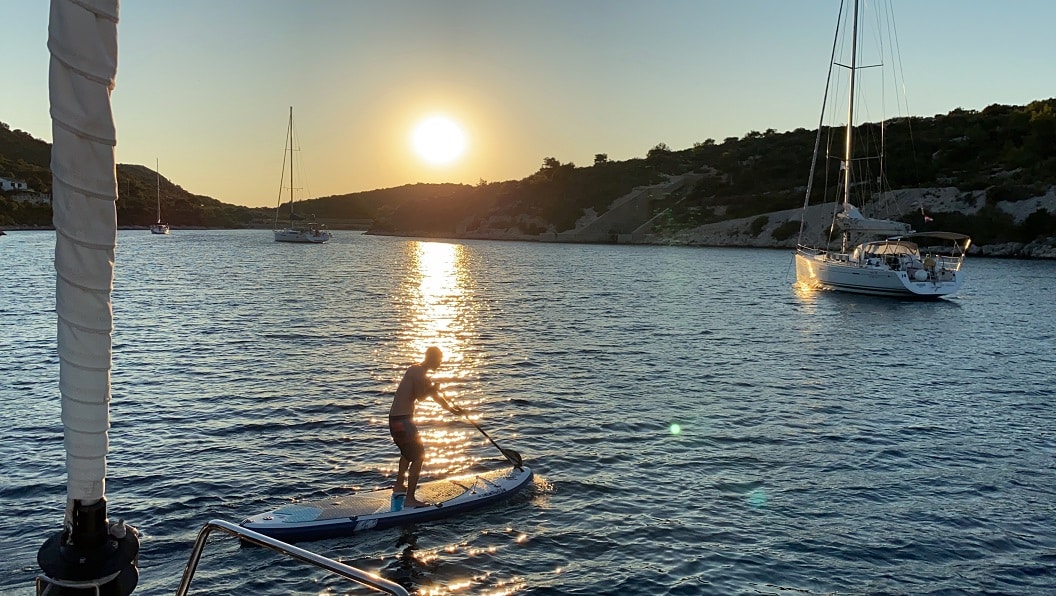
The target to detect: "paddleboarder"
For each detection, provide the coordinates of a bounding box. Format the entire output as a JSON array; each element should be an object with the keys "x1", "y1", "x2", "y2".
[{"x1": 389, "y1": 346, "x2": 463, "y2": 508}]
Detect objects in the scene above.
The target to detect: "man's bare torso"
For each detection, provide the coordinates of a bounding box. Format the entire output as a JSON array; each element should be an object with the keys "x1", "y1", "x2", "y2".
[{"x1": 390, "y1": 363, "x2": 429, "y2": 417}]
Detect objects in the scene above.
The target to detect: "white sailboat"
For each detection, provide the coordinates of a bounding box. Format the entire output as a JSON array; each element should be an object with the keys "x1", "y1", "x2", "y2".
[
  {"x1": 794, "y1": 0, "x2": 970, "y2": 299},
  {"x1": 273, "y1": 107, "x2": 331, "y2": 244},
  {"x1": 150, "y1": 158, "x2": 170, "y2": 234}
]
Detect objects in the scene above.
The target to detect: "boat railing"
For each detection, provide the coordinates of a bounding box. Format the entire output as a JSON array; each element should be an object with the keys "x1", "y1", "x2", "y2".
[
  {"x1": 36, "y1": 575, "x2": 108, "y2": 595},
  {"x1": 796, "y1": 245, "x2": 826, "y2": 258},
  {"x1": 922, "y1": 253, "x2": 964, "y2": 272},
  {"x1": 176, "y1": 519, "x2": 409, "y2": 596}
]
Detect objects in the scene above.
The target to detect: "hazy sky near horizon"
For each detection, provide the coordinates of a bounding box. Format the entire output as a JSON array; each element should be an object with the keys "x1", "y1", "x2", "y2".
[{"x1": 3, "y1": 1, "x2": 1054, "y2": 208}]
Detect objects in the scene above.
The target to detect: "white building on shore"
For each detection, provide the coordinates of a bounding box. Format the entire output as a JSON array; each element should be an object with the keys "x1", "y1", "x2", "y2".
[{"x1": 1, "y1": 177, "x2": 29, "y2": 191}]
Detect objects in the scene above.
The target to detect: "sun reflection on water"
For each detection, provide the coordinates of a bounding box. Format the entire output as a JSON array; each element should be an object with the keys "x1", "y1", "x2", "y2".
[
  {"x1": 400, "y1": 535, "x2": 530, "y2": 596},
  {"x1": 405, "y1": 241, "x2": 471, "y2": 361},
  {"x1": 386, "y1": 241, "x2": 481, "y2": 480},
  {"x1": 376, "y1": 241, "x2": 532, "y2": 594}
]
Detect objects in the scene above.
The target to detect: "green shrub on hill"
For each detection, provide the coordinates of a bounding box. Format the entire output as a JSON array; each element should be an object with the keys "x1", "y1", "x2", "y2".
[{"x1": 771, "y1": 220, "x2": 800, "y2": 242}]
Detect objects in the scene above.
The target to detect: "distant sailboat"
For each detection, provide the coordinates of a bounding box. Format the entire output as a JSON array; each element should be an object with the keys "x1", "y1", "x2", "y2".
[
  {"x1": 793, "y1": 0, "x2": 970, "y2": 298},
  {"x1": 150, "y1": 158, "x2": 170, "y2": 234},
  {"x1": 273, "y1": 107, "x2": 331, "y2": 244}
]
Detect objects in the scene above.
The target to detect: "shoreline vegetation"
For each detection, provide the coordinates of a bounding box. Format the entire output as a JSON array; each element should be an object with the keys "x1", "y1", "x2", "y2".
[
  {"x1": 3, "y1": 98, "x2": 1056, "y2": 259},
  {"x1": 4, "y1": 215, "x2": 1053, "y2": 260}
]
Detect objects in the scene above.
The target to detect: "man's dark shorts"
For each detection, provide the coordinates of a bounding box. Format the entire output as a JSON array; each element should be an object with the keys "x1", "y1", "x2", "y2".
[{"x1": 389, "y1": 415, "x2": 425, "y2": 461}]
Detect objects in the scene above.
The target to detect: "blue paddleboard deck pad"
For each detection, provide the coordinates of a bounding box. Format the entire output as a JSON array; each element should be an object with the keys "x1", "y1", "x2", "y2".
[{"x1": 241, "y1": 466, "x2": 533, "y2": 542}]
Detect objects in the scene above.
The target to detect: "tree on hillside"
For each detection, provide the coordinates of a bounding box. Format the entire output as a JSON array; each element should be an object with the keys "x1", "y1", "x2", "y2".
[{"x1": 647, "y1": 143, "x2": 670, "y2": 158}]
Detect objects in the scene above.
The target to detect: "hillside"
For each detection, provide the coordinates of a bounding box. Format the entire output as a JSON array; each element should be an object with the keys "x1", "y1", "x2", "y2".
[
  {"x1": 3, "y1": 98, "x2": 1056, "y2": 257},
  {"x1": 365, "y1": 98, "x2": 1056, "y2": 257}
]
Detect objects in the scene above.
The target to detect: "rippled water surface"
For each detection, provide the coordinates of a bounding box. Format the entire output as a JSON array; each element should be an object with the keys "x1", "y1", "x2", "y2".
[{"x1": 2, "y1": 229, "x2": 1054, "y2": 594}]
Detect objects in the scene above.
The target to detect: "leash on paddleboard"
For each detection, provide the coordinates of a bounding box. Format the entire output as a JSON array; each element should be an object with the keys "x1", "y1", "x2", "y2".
[{"x1": 441, "y1": 392, "x2": 524, "y2": 470}]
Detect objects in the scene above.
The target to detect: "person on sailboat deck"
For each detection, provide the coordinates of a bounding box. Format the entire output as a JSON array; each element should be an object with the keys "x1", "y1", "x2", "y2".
[{"x1": 389, "y1": 346, "x2": 464, "y2": 508}]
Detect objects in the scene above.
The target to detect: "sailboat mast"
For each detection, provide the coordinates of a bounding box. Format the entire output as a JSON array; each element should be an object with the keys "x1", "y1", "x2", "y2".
[
  {"x1": 288, "y1": 106, "x2": 294, "y2": 221},
  {"x1": 156, "y1": 158, "x2": 161, "y2": 222},
  {"x1": 843, "y1": 0, "x2": 860, "y2": 209}
]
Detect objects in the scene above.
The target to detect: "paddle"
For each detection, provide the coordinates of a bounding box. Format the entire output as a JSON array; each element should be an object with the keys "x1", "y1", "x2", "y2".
[
  {"x1": 463, "y1": 414, "x2": 524, "y2": 471},
  {"x1": 441, "y1": 393, "x2": 524, "y2": 470}
]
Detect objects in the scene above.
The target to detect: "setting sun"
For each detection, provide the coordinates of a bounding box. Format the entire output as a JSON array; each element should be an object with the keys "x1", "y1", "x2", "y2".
[{"x1": 411, "y1": 116, "x2": 467, "y2": 165}]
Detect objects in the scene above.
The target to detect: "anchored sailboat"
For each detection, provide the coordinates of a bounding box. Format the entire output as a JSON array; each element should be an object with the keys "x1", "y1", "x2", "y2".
[
  {"x1": 794, "y1": 0, "x2": 970, "y2": 298},
  {"x1": 273, "y1": 107, "x2": 331, "y2": 244},
  {"x1": 150, "y1": 158, "x2": 169, "y2": 234}
]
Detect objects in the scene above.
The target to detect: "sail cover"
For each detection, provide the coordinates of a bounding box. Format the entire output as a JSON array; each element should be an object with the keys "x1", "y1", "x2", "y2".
[
  {"x1": 50, "y1": 0, "x2": 120, "y2": 503},
  {"x1": 836, "y1": 203, "x2": 913, "y2": 235}
]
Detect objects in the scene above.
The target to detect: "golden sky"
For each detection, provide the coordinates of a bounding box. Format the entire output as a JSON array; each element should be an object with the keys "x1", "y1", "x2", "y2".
[{"x1": 3, "y1": 1, "x2": 1054, "y2": 207}]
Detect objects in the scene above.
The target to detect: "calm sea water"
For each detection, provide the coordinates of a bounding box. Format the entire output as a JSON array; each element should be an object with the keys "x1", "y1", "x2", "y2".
[{"x1": 2, "y1": 229, "x2": 1054, "y2": 595}]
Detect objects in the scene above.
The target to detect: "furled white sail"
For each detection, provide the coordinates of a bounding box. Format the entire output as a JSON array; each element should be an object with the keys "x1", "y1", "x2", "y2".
[{"x1": 49, "y1": 0, "x2": 120, "y2": 504}]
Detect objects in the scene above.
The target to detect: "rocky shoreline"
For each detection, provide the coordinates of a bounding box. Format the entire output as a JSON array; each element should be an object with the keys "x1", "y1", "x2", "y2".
[
  {"x1": 660, "y1": 187, "x2": 1056, "y2": 259},
  {"x1": 436, "y1": 185, "x2": 1056, "y2": 260},
  {"x1": 6, "y1": 224, "x2": 1052, "y2": 259},
  {"x1": 659, "y1": 212, "x2": 1056, "y2": 260},
  {"x1": 6, "y1": 183, "x2": 1055, "y2": 260}
]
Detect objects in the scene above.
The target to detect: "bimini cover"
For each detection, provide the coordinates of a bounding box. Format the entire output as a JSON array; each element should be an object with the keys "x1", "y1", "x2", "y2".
[
  {"x1": 836, "y1": 203, "x2": 913, "y2": 235},
  {"x1": 862, "y1": 240, "x2": 920, "y2": 255}
]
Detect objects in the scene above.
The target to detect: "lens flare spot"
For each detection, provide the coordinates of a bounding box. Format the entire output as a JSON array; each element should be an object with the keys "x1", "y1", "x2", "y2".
[
  {"x1": 747, "y1": 488, "x2": 768, "y2": 508},
  {"x1": 669, "y1": 423, "x2": 682, "y2": 435}
]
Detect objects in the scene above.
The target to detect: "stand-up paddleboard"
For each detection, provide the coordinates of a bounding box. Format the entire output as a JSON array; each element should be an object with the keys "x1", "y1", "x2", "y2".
[{"x1": 241, "y1": 466, "x2": 533, "y2": 542}]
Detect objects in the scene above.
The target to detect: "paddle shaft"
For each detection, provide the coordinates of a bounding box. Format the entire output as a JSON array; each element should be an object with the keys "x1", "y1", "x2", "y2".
[
  {"x1": 467, "y1": 418, "x2": 507, "y2": 454},
  {"x1": 440, "y1": 393, "x2": 523, "y2": 469},
  {"x1": 468, "y1": 418, "x2": 523, "y2": 469}
]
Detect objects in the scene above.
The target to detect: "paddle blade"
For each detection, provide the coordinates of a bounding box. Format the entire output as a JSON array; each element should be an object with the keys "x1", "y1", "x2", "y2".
[
  {"x1": 460, "y1": 411, "x2": 524, "y2": 470},
  {"x1": 501, "y1": 447, "x2": 523, "y2": 469}
]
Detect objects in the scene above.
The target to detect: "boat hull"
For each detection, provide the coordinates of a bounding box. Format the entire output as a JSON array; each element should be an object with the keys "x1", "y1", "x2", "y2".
[
  {"x1": 795, "y1": 251, "x2": 962, "y2": 298},
  {"x1": 150, "y1": 224, "x2": 169, "y2": 235},
  {"x1": 274, "y1": 228, "x2": 331, "y2": 243}
]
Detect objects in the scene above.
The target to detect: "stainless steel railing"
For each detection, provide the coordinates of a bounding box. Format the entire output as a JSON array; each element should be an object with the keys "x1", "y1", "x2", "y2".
[
  {"x1": 176, "y1": 519, "x2": 409, "y2": 596},
  {"x1": 36, "y1": 575, "x2": 107, "y2": 595}
]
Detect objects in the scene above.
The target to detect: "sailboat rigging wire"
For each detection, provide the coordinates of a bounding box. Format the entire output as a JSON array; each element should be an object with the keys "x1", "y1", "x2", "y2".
[
  {"x1": 824, "y1": 128, "x2": 839, "y2": 246},
  {"x1": 872, "y1": 2, "x2": 887, "y2": 204},
  {"x1": 799, "y1": 0, "x2": 847, "y2": 246},
  {"x1": 885, "y1": 0, "x2": 924, "y2": 199},
  {"x1": 291, "y1": 119, "x2": 312, "y2": 202},
  {"x1": 274, "y1": 115, "x2": 292, "y2": 228}
]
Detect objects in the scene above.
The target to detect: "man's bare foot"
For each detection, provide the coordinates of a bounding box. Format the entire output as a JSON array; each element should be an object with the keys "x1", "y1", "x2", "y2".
[
  {"x1": 404, "y1": 497, "x2": 432, "y2": 508},
  {"x1": 393, "y1": 484, "x2": 406, "y2": 494}
]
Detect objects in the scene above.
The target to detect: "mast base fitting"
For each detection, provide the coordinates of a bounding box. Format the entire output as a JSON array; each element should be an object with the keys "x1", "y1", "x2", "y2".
[{"x1": 37, "y1": 498, "x2": 139, "y2": 595}]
